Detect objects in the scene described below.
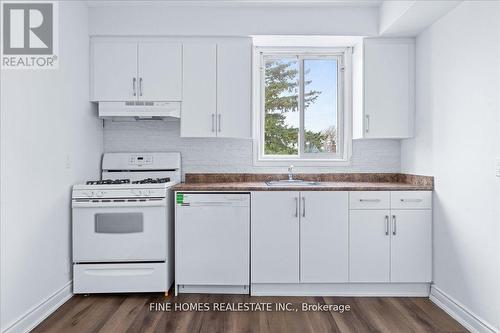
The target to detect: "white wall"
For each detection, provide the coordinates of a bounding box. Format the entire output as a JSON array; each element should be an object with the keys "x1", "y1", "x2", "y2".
[
  {"x1": 104, "y1": 121, "x2": 401, "y2": 177},
  {"x1": 92, "y1": 3, "x2": 400, "y2": 175},
  {"x1": 0, "y1": 2, "x2": 103, "y2": 332},
  {"x1": 88, "y1": 3, "x2": 378, "y2": 36},
  {"x1": 401, "y1": 1, "x2": 500, "y2": 331}
]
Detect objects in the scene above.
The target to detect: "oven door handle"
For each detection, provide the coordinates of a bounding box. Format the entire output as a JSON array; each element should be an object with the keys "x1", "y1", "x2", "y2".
[{"x1": 72, "y1": 199, "x2": 167, "y2": 208}]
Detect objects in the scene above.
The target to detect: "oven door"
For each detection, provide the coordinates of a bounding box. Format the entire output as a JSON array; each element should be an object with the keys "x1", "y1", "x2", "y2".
[{"x1": 72, "y1": 199, "x2": 167, "y2": 262}]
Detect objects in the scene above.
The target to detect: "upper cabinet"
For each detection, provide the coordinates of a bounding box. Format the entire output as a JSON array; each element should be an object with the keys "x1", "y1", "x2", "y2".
[
  {"x1": 91, "y1": 37, "x2": 251, "y2": 139},
  {"x1": 181, "y1": 43, "x2": 217, "y2": 137},
  {"x1": 91, "y1": 40, "x2": 182, "y2": 101},
  {"x1": 353, "y1": 38, "x2": 415, "y2": 139},
  {"x1": 138, "y1": 43, "x2": 182, "y2": 101},
  {"x1": 216, "y1": 40, "x2": 252, "y2": 138},
  {"x1": 91, "y1": 42, "x2": 138, "y2": 101},
  {"x1": 181, "y1": 39, "x2": 252, "y2": 138}
]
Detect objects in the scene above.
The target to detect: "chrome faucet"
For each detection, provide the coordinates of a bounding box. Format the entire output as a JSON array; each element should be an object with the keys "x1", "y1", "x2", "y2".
[{"x1": 288, "y1": 165, "x2": 294, "y2": 181}]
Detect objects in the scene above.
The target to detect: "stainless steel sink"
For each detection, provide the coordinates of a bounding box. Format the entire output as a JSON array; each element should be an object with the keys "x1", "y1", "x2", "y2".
[{"x1": 265, "y1": 180, "x2": 322, "y2": 186}]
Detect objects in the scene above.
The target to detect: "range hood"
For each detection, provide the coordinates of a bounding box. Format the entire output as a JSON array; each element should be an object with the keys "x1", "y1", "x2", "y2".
[{"x1": 98, "y1": 101, "x2": 181, "y2": 121}]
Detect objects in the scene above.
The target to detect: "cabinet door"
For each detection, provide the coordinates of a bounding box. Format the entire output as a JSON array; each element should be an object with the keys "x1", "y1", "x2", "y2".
[
  {"x1": 300, "y1": 192, "x2": 348, "y2": 283},
  {"x1": 251, "y1": 192, "x2": 299, "y2": 283},
  {"x1": 91, "y1": 42, "x2": 138, "y2": 101},
  {"x1": 349, "y1": 210, "x2": 391, "y2": 282},
  {"x1": 181, "y1": 43, "x2": 217, "y2": 137},
  {"x1": 138, "y1": 43, "x2": 182, "y2": 101},
  {"x1": 390, "y1": 210, "x2": 432, "y2": 282},
  {"x1": 364, "y1": 39, "x2": 415, "y2": 138},
  {"x1": 216, "y1": 40, "x2": 252, "y2": 138}
]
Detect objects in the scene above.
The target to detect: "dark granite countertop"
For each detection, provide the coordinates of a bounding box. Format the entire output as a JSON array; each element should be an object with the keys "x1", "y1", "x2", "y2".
[{"x1": 172, "y1": 173, "x2": 434, "y2": 192}]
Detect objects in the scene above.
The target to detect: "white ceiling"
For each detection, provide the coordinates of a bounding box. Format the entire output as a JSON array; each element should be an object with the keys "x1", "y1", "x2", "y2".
[{"x1": 85, "y1": 0, "x2": 459, "y2": 37}]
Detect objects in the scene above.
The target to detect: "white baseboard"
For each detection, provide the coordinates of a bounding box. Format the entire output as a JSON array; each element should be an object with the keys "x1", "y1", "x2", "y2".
[
  {"x1": 2, "y1": 281, "x2": 73, "y2": 333},
  {"x1": 429, "y1": 285, "x2": 498, "y2": 333}
]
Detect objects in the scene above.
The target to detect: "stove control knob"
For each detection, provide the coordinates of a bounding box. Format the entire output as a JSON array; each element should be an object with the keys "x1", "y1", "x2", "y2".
[
  {"x1": 143, "y1": 190, "x2": 151, "y2": 196},
  {"x1": 132, "y1": 189, "x2": 142, "y2": 196},
  {"x1": 95, "y1": 191, "x2": 104, "y2": 198},
  {"x1": 84, "y1": 191, "x2": 94, "y2": 198}
]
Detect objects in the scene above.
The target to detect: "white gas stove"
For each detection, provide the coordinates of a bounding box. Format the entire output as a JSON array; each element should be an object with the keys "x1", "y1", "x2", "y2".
[
  {"x1": 72, "y1": 152, "x2": 180, "y2": 294},
  {"x1": 72, "y1": 182, "x2": 178, "y2": 201}
]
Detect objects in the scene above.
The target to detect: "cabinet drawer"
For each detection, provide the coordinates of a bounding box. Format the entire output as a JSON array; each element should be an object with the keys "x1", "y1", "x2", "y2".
[
  {"x1": 349, "y1": 191, "x2": 390, "y2": 209},
  {"x1": 73, "y1": 263, "x2": 167, "y2": 294},
  {"x1": 391, "y1": 191, "x2": 432, "y2": 209}
]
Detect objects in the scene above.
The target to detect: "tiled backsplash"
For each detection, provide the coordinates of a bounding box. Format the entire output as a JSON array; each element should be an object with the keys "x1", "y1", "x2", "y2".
[{"x1": 103, "y1": 120, "x2": 401, "y2": 178}]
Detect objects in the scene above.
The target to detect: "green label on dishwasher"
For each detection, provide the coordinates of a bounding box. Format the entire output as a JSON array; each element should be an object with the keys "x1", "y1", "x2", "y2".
[{"x1": 176, "y1": 193, "x2": 184, "y2": 204}]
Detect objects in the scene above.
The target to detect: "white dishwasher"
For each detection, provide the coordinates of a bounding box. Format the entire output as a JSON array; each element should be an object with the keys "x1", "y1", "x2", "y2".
[{"x1": 175, "y1": 193, "x2": 250, "y2": 295}]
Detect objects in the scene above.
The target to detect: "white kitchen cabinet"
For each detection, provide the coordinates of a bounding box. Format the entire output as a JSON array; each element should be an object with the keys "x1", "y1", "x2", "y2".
[
  {"x1": 216, "y1": 40, "x2": 252, "y2": 138},
  {"x1": 349, "y1": 210, "x2": 391, "y2": 282},
  {"x1": 181, "y1": 39, "x2": 252, "y2": 138},
  {"x1": 354, "y1": 38, "x2": 415, "y2": 139},
  {"x1": 91, "y1": 41, "x2": 182, "y2": 102},
  {"x1": 91, "y1": 42, "x2": 138, "y2": 101},
  {"x1": 138, "y1": 43, "x2": 182, "y2": 101},
  {"x1": 390, "y1": 191, "x2": 432, "y2": 210},
  {"x1": 349, "y1": 191, "x2": 390, "y2": 210},
  {"x1": 390, "y1": 210, "x2": 432, "y2": 282},
  {"x1": 91, "y1": 38, "x2": 251, "y2": 137},
  {"x1": 300, "y1": 192, "x2": 348, "y2": 283},
  {"x1": 181, "y1": 43, "x2": 218, "y2": 137},
  {"x1": 251, "y1": 191, "x2": 299, "y2": 283},
  {"x1": 251, "y1": 191, "x2": 349, "y2": 284},
  {"x1": 349, "y1": 191, "x2": 432, "y2": 283}
]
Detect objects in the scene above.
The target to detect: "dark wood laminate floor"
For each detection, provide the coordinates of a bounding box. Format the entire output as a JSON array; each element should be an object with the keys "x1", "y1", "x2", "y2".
[{"x1": 32, "y1": 294, "x2": 468, "y2": 333}]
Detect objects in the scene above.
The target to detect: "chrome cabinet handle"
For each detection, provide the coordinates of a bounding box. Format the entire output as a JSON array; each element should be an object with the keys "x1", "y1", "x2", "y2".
[
  {"x1": 302, "y1": 197, "x2": 306, "y2": 217},
  {"x1": 294, "y1": 197, "x2": 298, "y2": 217},
  {"x1": 218, "y1": 114, "x2": 221, "y2": 132},
  {"x1": 365, "y1": 114, "x2": 370, "y2": 133},
  {"x1": 211, "y1": 114, "x2": 215, "y2": 132},
  {"x1": 392, "y1": 215, "x2": 397, "y2": 235},
  {"x1": 385, "y1": 215, "x2": 389, "y2": 235},
  {"x1": 359, "y1": 199, "x2": 380, "y2": 202},
  {"x1": 132, "y1": 77, "x2": 136, "y2": 96},
  {"x1": 139, "y1": 77, "x2": 143, "y2": 96},
  {"x1": 400, "y1": 198, "x2": 423, "y2": 202}
]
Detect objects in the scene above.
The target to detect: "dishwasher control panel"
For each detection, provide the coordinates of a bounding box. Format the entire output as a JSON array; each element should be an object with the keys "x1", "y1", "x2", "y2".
[{"x1": 176, "y1": 193, "x2": 250, "y2": 206}]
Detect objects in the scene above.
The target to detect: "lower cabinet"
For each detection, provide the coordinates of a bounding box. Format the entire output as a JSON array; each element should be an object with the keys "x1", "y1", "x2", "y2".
[
  {"x1": 300, "y1": 192, "x2": 349, "y2": 283},
  {"x1": 390, "y1": 210, "x2": 432, "y2": 282},
  {"x1": 349, "y1": 210, "x2": 391, "y2": 282},
  {"x1": 251, "y1": 191, "x2": 299, "y2": 283},
  {"x1": 252, "y1": 190, "x2": 432, "y2": 288},
  {"x1": 349, "y1": 191, "x2": 432, "y2": 283},
  {"x1": 251, "y1": 191, "x2": 349, "y2": 284}
]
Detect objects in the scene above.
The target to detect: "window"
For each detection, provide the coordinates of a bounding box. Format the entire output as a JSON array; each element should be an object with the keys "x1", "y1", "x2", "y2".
[{"x1": 254, "y1": 48, "x2": 352, "y2": 166}]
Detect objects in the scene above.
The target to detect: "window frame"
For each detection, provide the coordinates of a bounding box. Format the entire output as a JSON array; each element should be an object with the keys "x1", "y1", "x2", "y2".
[{"x1": 253, "y1": 47, "x2": 353, "y2": 167}]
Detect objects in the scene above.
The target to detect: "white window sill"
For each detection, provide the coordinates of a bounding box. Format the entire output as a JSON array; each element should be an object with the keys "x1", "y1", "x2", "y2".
[{"x1": 253, "y1": 158, "x2": 352, "y2": 167}]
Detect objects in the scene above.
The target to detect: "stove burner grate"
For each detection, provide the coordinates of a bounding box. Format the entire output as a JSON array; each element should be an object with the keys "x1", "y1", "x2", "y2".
[
  {"x1": 85, "y1": 177, "x2": 170, "y2": 185},
  {"x1": 86, "y1": 179, "x2": 131, "y2": 185},
  {"x1": 132, "y1": 177, "x2": 170, "y2": 184}
]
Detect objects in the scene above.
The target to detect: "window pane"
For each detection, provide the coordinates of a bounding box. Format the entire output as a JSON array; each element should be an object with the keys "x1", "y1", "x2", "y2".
[
  {"x1": 264, "y1": 58, "x2": 299, "y2": 155},
  {"x1": 304, "y1": 59, "x2": 338, "y2": 154}
]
